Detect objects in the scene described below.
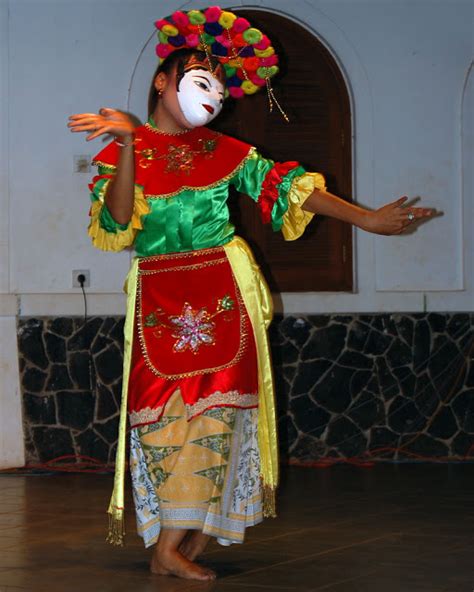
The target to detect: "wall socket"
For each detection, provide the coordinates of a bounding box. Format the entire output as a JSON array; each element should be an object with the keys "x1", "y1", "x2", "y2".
[{"x1": 72, "y1": 269, "x2": 90, "y2": 288}]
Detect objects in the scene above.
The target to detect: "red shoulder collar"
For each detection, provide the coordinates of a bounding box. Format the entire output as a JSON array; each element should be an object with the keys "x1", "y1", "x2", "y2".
[{"x1": 92, "y1": 124, "x2": 253, "y2": 197}]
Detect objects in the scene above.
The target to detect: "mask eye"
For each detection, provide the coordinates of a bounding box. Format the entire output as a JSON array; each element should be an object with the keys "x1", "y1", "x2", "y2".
[{"x1": 194, "y1": 80, "x2": 210, "y2": 92}]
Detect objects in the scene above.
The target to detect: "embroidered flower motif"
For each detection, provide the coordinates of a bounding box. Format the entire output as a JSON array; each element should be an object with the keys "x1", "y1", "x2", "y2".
[
  {"x1": 164, "y1": 145, "x2": 196, "y2": 174},
  {"x1": 144, "y1": 294, "x2": 235, "y2": 354},
  {"x1": 217, "y1": 294, "x2": 235, "y2": 312},
  {"x1": 136, "y1": 138, "x2": 217, "y2": 173},
  {"x1": 170, "y1": 303, "x2": 216, "y2": 353}
]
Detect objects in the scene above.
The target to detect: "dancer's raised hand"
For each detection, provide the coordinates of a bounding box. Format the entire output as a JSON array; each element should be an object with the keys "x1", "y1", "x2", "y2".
[{"x1": 68, "y1": 108, "x2": 135, "y2": 142}]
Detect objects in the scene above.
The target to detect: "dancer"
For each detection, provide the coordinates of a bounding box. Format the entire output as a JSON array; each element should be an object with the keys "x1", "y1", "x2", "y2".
[{"x1": 68, "y1": 7, "x2": 433, "y2": 581}]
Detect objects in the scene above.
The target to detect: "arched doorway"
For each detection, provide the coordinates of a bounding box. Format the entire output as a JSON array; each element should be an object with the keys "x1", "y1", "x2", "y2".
[{"x1": 211, "y1": 9, "x2": 353, "y2": 292}]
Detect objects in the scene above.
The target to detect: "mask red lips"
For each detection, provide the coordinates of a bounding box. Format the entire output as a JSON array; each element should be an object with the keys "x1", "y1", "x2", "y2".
[{"x1": 202, "y1": 104, "x2": 215, "y2": 115}]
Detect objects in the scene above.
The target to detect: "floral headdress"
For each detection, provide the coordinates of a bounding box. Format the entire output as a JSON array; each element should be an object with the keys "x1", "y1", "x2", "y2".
[{"x1": 155, "y1": 6, "x2": 288, "y2": 121}]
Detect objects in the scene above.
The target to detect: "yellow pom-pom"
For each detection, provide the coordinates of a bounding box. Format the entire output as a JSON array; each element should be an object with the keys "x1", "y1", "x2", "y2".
[
  {"x1": 242, "y1": 80, "x2": 259, "y2": 95},
  {"x1": 218, "y1": 11, "x2": 237, "y2": 29},
  {"x1": 255, "y1": 46, "x2": 275, "y2": 58},
  {"x1": 162, "y1": 24, "x2": 179, "y2": 36}
]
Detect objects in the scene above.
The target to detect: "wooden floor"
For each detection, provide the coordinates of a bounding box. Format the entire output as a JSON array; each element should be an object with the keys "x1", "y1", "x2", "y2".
[{"x1": 0, "y1": 464, "x2": 472, "y2": 592}]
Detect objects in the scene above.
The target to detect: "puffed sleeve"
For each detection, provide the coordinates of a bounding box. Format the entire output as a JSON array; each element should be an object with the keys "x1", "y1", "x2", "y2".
[
  {"x1": 87, "y1": 141, "x2": 150, "y2": 251},
  {"x1": 230, "y1": 149, "x2": 326, "y2": 241}
]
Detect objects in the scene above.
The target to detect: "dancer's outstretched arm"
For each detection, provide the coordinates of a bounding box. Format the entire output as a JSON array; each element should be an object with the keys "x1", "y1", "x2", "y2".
[{"x1": 302, "y1": 187, "x2": 435, "y2": 235}]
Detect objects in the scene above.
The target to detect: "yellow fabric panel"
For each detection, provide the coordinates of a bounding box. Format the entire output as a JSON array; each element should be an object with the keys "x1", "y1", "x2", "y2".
[
  {"x1": 223, "y1": 236, "x2": 278, "y2": 516},
  {"x1": 140, "y1": 389, "x2": 231, "y2": 509},
  {"x1": 281, "y1": 171, "x2": 327, "y2": 241},
  {"x1": 106, "y1": 259, "x2": 139, "y2": 545}
]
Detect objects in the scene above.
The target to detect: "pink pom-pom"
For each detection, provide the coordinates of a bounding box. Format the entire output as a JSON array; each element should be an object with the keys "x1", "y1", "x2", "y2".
[
  {"x1": 185, "y1": 33, "x2": 200, "y2": 48},
  {"x1": 156, "y1": 43, "x2": 172, "y2": 59},
  {"x1": 229, "y1": 86, "x2": 245, "y2": 99},
  {"x1": 250, "y1": 73, "x2": 266, "y2": 87},
  {"x1": 154, "y1": 19, "x2": 170, "y2": 30},
  {"x1": 260, "y1": 55, "x2": 278, "y2": 67},
  {"x1": 172, "y1": 11, "x2": 190, "y2": 29},
  {"x1": 232, "y1": 17, "x2": 250, "y2": 33},
  {"x1": 254, "y1": 34, "x2": 270, "y2": 50},
  {"x1": 215, "y1": 34, "x2": 232, "y2": 48},
  {"x1": 204, "y1": 6, "x2": 222, "y2": 22}
]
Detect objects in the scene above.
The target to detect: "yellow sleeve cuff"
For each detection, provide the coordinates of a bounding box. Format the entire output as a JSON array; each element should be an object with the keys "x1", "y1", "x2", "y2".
[
  {"x1": 88, "y1": 181, "x2": 149, "y2": 252},
  {"x1": 281, "y1": 172, "x2": 326, "y2": 241}
]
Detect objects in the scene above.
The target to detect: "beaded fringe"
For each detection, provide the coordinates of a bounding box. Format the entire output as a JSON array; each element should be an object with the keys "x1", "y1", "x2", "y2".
[{"x1": 106, "y1": 511, "x2": 125, "y2": 546}]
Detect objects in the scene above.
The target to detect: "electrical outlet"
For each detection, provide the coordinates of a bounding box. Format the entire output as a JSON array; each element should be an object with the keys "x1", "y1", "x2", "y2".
[{"x1": 72, "y1": 269, "x2": 90, "y2": 288}]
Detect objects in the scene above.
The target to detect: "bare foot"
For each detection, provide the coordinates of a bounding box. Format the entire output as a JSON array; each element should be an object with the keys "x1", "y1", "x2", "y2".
[
  {"x1": 179, "y1": 530, "x2": 212, "y2": 561},
  {"x1": 150, "y1": 548, "x2": 216, "y2": 581}
]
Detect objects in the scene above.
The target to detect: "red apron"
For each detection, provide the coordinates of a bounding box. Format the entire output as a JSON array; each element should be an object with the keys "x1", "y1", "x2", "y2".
[{"x1": 128, "y1": 245, "x2": 259, "y2": 426}]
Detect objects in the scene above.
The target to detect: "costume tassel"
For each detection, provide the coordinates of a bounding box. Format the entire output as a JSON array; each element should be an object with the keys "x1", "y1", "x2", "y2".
[
  {"x1": 266, "y1": 77, "x2": 290, "y2": 123},
  {"x1": 106, "y1": 511, "x2": 125, "y2": 546},
  {"x1": 262, "y1": 481, "x2": 277, "y2": 518}
]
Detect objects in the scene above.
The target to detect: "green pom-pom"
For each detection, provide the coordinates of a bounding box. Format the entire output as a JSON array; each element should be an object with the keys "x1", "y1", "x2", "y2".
[
  {"x1": 158, "y1": 31, "x2": 168, "y2": 44},
  {"x1": 257, "y1": 65, "x2": 279, "y2": 79},
  {"x1": 224, "y1": 64, "x2": 236, "y2": 77},
  {"x1": 188, "y1": 10, "x2": 206, "y2": 25},
  {"x1": 201, "y1": 32, "x2": 215, "y2": 45},
  {"x1": 242, "y1": 28, "x2": 263, "y2": 45}
]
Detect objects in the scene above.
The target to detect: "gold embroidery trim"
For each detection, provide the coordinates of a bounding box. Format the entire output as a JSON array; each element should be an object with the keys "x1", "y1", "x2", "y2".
[
  {"x1": 185, "y1": 391, "x2": 258, "y2": 420},
  {"x1": 144, "y1": 122, "x2": 203, "y2": 136},
  {"x1": 129, "y1": 405, "x2": 164, "y2": 427},
  {"x1": 138, "y1": 244, "x2": 226, "y2": 263},
  {"x1": 143, "y1": 147, "x2": 256, "y2": 200},
  {"x1": 92, "y1": 159, "x2": 117, "y2": 170},
  {"x1": 136, "y1": 258, "x2": 248, "y2": 380},
  {"x1": 139, "y1": 257, "x2": 227, "y2": 276}
]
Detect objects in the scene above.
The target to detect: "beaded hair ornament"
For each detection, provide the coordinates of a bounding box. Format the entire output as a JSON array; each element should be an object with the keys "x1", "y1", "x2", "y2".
[{"x1": 155, "y1": 5, "x2": 289, "y2": 121}]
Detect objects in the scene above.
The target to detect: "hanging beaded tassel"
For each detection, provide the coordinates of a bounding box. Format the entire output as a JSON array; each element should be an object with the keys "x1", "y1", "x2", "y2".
[{"x1": 265, "y1": 75, "x2": 290, "y2": 123}]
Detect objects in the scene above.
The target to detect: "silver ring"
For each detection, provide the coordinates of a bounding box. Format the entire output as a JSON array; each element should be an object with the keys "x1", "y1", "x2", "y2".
[{"x1": 407, "y1": 212, "x2": 415, "y2": 221}]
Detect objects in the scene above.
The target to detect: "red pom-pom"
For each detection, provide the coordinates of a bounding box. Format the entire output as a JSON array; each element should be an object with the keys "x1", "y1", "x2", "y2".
[
  {"x1": 156, "y1": 43, "x2": 172, "y2": 59},
  {"x1": 250, "y1": 73, "x2": 266, "y2": 87},
  {"x1": 229, "y1": 86, "x2": 245, "y2": 98},
  {"x1": 231, "y1": 33, "x2": 247, "y2": 48},
  {"x1": 204, "y1": 6, "x2": 222, "y2": 22},
  {"x1": 232, "y1": 17, "x2": 250, "y2": 33},
  {"x1": 260, "y1": 55, "x2": 278, "y2": 67},
  {"x1": 171, "y1": 11, "x2": 189, "y2": 29},
  {"x1": 243, "y1": 57, "x2": 260, "y2": 71},
  {"x1": 254, "y1": 34, "x2": 270, "y2": 50},
  {"x1": 154, "y1": 19, "x2": 170, "y2": 30}
]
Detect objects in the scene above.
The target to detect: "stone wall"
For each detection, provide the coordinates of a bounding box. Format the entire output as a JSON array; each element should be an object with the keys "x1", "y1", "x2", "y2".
[{"x1": 17, "y1": 313, "x2": 474, "y2": 465}]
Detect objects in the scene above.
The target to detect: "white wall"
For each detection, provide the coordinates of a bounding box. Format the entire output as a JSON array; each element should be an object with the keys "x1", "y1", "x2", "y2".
[
  {"x1": 0, "y1": 0, "x2": 472, "y2": 468},
  {"x1": 1, "y1": 0, "x2": 472, "y2": 316},
  {"x1": 0, "y1": 0, "x2": 24, "y2": 468}
]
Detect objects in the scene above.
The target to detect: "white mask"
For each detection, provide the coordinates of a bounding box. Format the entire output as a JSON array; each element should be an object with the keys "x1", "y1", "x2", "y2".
[{"x1": 177, "y1": 69, "x2": 224, "y2": 128}]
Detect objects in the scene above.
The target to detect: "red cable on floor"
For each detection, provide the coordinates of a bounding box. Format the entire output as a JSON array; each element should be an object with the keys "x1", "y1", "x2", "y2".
[{"x1": 1, "y1": 445, "x2": 473, "y2": 476}]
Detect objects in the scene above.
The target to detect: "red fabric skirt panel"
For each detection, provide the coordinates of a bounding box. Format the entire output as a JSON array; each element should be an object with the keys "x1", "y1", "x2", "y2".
[{"x1": 127, "y1": 246, "x2": 259, "y2": 426}]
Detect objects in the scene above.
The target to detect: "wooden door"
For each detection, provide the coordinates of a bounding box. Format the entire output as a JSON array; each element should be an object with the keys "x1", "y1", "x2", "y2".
[{"x1": 212, "y1": 10, "x2": 353, "y2": 292}]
